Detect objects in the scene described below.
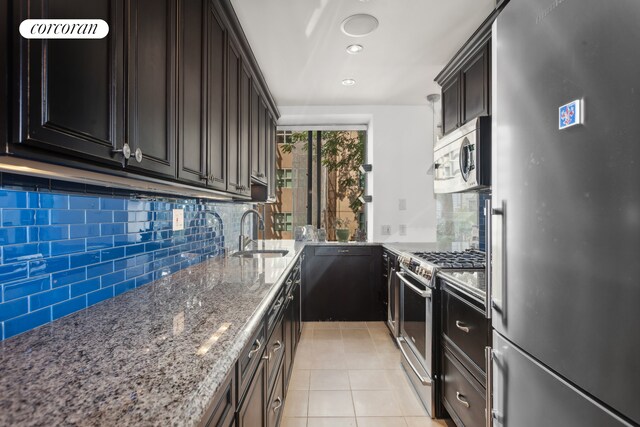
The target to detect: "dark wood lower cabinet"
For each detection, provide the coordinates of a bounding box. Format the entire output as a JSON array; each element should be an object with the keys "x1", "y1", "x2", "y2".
[
  {"x1": 200, "y1": 367, "x2": 236, "y2": 427},
  {"x1": 442, "y1": 346, "x2": 486, "y2": 427},
  {"x1": 237, "y1": 357, "x2": 266, "y2": 427},
  {"x1": 302, "y1": 245, "x2": 383, "y2": 321},
  {"x1": 439, "y1": 281, "x2": 490, "y2": 427},
  {"x1": 227, "y1": 259, "x2": 301, "y2": 427},
  {"x1": 267, "y1": 359, "x2": 285, "y2": 427}
]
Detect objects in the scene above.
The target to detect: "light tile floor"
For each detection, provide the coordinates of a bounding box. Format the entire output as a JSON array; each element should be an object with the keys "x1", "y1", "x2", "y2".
[{"x1": 282, "y1": 322, "x2": 453, "y2": 427}]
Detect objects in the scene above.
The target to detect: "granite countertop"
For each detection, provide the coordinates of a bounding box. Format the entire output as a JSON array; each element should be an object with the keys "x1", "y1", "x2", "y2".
[{"x1": 0, "y1": 240, "x2": 304, "y2": 427}]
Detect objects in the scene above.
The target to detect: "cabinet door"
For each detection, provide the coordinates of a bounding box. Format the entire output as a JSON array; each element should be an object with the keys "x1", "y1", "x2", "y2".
[
  {"x1": 462, "y1": 43, "x2": 490, "y2": 123},
  {"x1": 238, "y1": 66, "x2": 251, "y2": 195},
  {"x1": 202, "y1": 367, "x2": 235, "y2": 427},
  {"x1": 206, "y1": 3, "x2": 227, "y2": 191},
  {"x1": 237, "y1": 358, "x2": 266, "y2": 427},
  {"x1": 126, "y1": 0, "x2": 177, "y2": 178},
  {"x1": 250, "y1": 83, "x2": 260, "y2": 178},
  {"x1": 442, "y1": 74, "x2": 460, "y2": 135},
  {"x1": 258, "y1": 104, "x2": 269, "y2": 180},
  {"x1": 226, "y1": 39, "x2": 241, "y2": 193},
  {"x1": 302, "y1": 246, "x2": 383, "y2": 321},
  {"x1": 12, "y1": 0, "x2": 123, "y2": 166},
  {"x1": 177, "y1": 0, "x2": 207, "y2": 186},
  {"x1": 267, "y1": 119, "x2": 277, "y2": 200}
]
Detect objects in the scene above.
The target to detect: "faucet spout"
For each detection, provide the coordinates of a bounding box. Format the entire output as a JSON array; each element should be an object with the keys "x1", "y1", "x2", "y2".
[{"x1": 239, "y1": 209, "x2": 265, "y2": 252}]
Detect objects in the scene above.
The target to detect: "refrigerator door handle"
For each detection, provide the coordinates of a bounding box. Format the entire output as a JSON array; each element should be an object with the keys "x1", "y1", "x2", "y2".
[
  {"x1": 486, "y1": 346, "x2": 494, "y2": 427},
  {"x1": 485, "y1": 199, "x2": 493, "y2": 319},
  {"x1": 488, "y1": 347, "x2": 504, "y2": 426},
  {"x1": 490, "y1": 203, "x2": 505, "y2": 317}
]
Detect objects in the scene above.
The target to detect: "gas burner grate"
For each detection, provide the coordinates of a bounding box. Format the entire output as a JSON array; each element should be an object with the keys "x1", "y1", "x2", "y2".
[{"x1": 411, "y1": 250, "x2": 486, "y2": 269}]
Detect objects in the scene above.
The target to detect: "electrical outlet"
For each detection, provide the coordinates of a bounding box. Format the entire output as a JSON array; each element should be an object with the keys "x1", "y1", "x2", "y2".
[
  {"x1": 381, "y1": 225, "x2": 391, "y2": 236},
  {"x1": 399, "y1": 224, "x2": 407, "y2": 236},
  {"x1": 398, "y1": 198, "x2": 407, "y2": 211},
  {"x1": 172, "y1": 209, "x2": 184, "y2": 231}
]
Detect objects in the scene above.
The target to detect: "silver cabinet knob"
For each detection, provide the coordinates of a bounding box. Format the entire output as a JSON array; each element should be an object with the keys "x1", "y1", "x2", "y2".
[
  {"x1": 112, "y1": 143, "x2": 131, "y2": 159},
  {"x1": 135, "y1": 148, "x2": 143, "y2": 163}
]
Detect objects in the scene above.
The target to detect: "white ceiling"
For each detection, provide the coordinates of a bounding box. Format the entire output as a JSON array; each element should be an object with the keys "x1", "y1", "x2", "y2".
[{"x1": 231, "y1": 0, "x2": 495, "y2": 106}]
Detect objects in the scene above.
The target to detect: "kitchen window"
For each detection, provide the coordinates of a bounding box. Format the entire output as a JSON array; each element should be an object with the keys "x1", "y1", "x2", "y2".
[
  {"x1": 274, "y1": 212, "x2": 293, "y2": 231},
  {"x1": 277, "y1": 169, "x2": 293, "y2": 188}
]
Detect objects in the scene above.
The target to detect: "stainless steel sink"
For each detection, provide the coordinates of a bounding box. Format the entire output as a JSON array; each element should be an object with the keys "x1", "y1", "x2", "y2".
[{"x1": 232, "y1": 249, "x2": 289, "y2": 258}]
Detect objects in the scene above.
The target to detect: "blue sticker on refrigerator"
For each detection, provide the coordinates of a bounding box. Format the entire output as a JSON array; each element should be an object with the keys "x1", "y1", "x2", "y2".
[{"x1": 558, "y1": 99, "x2": 582, "y2": 129}]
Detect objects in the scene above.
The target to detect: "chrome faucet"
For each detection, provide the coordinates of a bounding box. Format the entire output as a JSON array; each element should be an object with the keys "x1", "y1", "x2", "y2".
[{"x1": 239, "y1": 209, "x2": 265, "y2": 251}]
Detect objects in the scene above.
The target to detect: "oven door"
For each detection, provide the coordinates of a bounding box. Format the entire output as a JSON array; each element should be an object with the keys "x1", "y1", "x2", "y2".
[
  {"x1": 398, "y1": 265, "x2": 435, "y2": 415},
  {"x1": 387, "y1": 257, "x2": 399, "y2": 337},
  {"x1": 398, "y1": 266, "x2": 433, "y2": 371}
]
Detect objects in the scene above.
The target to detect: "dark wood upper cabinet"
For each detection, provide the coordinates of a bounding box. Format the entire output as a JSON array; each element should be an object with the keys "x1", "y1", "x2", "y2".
[
  {"x1": 250, "y1": 83, "x2": 260, "y2": 178},
  {"x1": 177, "y1": 0, "x2": 207, "y2": 186},
  {"x1": 125, "y1": 0, "x2": 177, "y2": 179},
  {"x1": 227, "y1": 39, "x2": 250, "y2": 197},
  {"x1": 226, "y1": 39, "x2": 241, "y2": 193},
  {"x1": 238, "y1": 65, "x2": 251, "y2": 195},
  {"x1": 257, "y1": 102, "x2": 268, "y2": 181},
  {"x1": 7, "y1": 0, "x2": 278, "y2": 198},
  {"x1": 206, "y1": 2, "x2": 227, "y2": 191},
  {"x1": 436, "y1": 11, "x2": 495, "y2": 136},
  {"x1": 462, "y1": 43, "x2": 490, "y2": 123},
  {"x1": 442, "y1": 74, "x2": 461, "y2": 135},
  {"x1": 11, "y1": 0, "x2": 124, "y2": 166},
  {"x1": 267, "y1": 117, "x2": 277, "y2": 201}
]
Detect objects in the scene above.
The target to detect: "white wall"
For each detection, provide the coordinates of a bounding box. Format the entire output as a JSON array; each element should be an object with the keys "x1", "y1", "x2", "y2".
[{"x1": 278, "y1": 105, "x2": 437, "y2": 243}]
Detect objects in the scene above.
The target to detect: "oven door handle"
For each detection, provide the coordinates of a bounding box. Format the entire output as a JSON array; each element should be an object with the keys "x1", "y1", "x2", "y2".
[
  {"x1": 396, "y1": 271, "x2": 432, "y2": 298},
  {"x1": 397, "y1": 337, "x2": 432, "y2": 386}
]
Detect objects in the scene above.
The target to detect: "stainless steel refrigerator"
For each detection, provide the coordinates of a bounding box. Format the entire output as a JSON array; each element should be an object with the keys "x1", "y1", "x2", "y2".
[{"x1": 489, "y1": 0, "x2": 640, "y2": 426}]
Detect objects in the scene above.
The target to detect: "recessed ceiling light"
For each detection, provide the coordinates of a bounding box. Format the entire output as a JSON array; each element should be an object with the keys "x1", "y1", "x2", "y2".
[
  {"x1": 341, "y1": 14, "x2": 379, "y2": 37},
  {"x1": 342, "y1": 79, "x2": 356, "y2": 86},
  {"x1": 346, "y1": 44, "x2": 364, "y2": 54}
]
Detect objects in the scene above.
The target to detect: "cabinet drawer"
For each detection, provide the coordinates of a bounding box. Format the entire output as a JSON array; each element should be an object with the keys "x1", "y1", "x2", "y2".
[
  {"x1": 267, "y1": 358, "x2": 285, "y2": 427},
  {"x1": 442, "y1": 347, "x2": 486, "y2": 427},
  {"x1": 443, "y1": 290, "x2": 489, "y2": 373},
  {"x1": 237, "y1": 320, "x2": 266, "y2": 404},
  {"x1": 266, "y1": 313, "x2": 285, "y2": 392},
  {"x1": 200, "y1": 367, "x2": 235, "y2": 427},
  {"x1": 314, "y1": 246, "x2": 372, "y2": 256},
  {"x1": 266, "y1": 287, "x2": 285, "y2": 335}
]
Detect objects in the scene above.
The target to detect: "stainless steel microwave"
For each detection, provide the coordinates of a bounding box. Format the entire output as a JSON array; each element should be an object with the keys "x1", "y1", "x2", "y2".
[{"x1": 433, "y1": 116, "x2": 491, "y2": 193}]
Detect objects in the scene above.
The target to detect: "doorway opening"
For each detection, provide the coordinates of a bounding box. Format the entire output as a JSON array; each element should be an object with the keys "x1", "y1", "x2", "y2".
[{"x1": 264, "y1": 130, "x2": 367, "y2": 241}]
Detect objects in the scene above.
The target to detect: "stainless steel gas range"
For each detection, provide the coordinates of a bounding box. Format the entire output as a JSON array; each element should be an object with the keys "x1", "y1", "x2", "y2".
[{"x1": 395, "y1": 250, "x2": 485, "y2": 418}]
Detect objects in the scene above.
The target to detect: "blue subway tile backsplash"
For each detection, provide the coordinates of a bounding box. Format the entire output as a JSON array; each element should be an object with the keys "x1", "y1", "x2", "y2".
[{"x1": 0, "y1": 177, "x2": 251, "y2": 341}]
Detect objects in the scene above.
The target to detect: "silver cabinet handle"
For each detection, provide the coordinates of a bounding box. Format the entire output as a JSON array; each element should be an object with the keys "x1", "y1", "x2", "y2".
[
  {"x1": 248, "y1": 339, "x2": 262, "y2": 359},
  {"x1": 456, "y1": 391, "x2": 470, "y2": 408},
  {"x1": 273, "y1": 340, "x2": 283, "y2": 352},
  {"x1": 338, "y1": 249, "x2": 349, "y2": 254},
  {"x1": 455, "y1": 321, "x2": 470, "y2": 333},
  {"x1": 486, "y1": 346, "x2": 493, "y2": 427},
  {"x1": 262, "y1": 354, "x2": 270, "y2": 361},
  {"x1": 397, "y1": 337, "x2": 432, "y2": 385},
  {"x1": 288, "y1": 294, "x2": 294, "y2": 301},
  {"x1": 272, "y1": 396, "x2": 283, "y2": 412},
  {"x1": 396, "y1": 271, "x2": 432, "y2": 298},
  {"x1": 134, "y1": 148, "x2": 143, "y2": 163},
  {"x1": 112, "y1": 143, "x2": 131, "y2": 159}
]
